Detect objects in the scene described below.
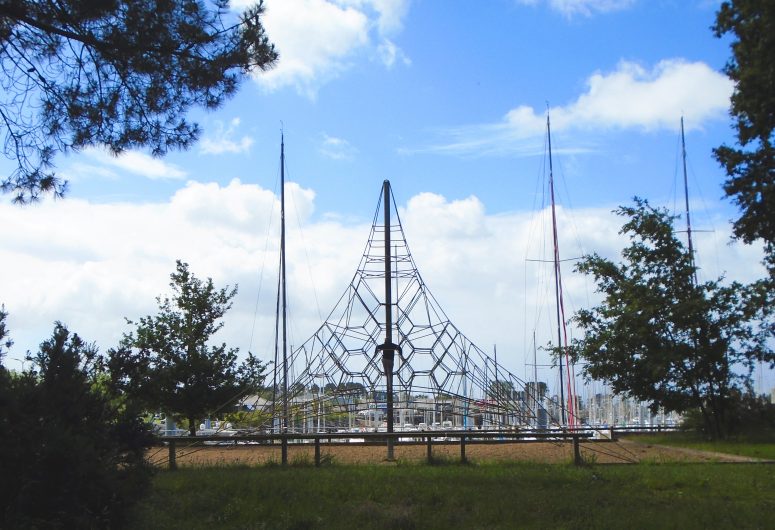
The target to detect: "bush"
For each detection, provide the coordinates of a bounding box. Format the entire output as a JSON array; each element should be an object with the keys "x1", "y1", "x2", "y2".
[
  {"x1": 680, "y1": 390, "x2": 775, "y2": 439},
  {"x1": 725, "y1": 391, "x2": 775, "y2": 436},
  {"x1": 0, "y1": 323, "x2": 153, "y2": 528}
]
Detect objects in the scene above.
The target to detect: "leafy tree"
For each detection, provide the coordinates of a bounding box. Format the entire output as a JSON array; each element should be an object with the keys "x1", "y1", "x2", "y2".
[
  {"x1": 110, "y1": 260, "x2": 265, "y2": 435},
  {"x1": 568, "y1": 199, "x2": 772, "y2": 439},
  {"x1": 0, "y1": 0, "x2": 277, "y2": 203},
  {"x1": 713, "y1": 0, "x2": 775, "y2": 271},
  {"x1": 224, "y1": 408, "x2": 272, "y2": 430},
  {"x1": 323, "y1": 381, "x2": 367, "y2": 396},
  {"x1": 0, "y1": 322, "x2": 152, "y2": 528},
  {"x1": 0, "y1": 304, "x2": 12, "y2": 358}
]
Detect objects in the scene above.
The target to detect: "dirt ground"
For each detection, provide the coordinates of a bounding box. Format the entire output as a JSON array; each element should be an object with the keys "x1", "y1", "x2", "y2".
[{"x1": 147, "y1": 438, "x2": 761, "y2": 468}]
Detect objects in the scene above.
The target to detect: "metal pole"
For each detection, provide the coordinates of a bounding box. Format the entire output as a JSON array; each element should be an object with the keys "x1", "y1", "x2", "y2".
[
  {"x1": 281, "y1": 133, "x2": 289, "y2": 465},
  {"x1": 547, "y1": 114, "x2": 567, "y2": 426},
  {"x1": 379, "y1": 180, "x2": 397, "y2": 461},
  {"x1": 681, "y1": 117, "x2": 697, "y2": 285}
]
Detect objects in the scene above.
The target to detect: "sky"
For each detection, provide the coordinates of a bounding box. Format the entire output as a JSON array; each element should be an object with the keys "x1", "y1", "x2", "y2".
[{"x1": 1, "y1": 0, "x2": 773, "y2": 396}]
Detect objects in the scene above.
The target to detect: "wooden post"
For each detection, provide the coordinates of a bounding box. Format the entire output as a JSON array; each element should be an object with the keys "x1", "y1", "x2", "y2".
[
  {"x1": 426, "y1": 435, "x2": 433, "y2": 464},
  {"x1": 315, "y1": 436, "x2": 321, "y2": 467},
  {"x1": 168, "y1": 440, "x2": 177, "y2": 471},
  {"x1": 460, "y1": 433, "x2": 467, "y2": 464},
  {"x1": 572, "y1": 435, "x2": 582, "y2": 466}
]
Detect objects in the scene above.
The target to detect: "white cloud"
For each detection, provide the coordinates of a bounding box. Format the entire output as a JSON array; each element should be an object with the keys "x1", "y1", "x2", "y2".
[
  {"x1": 560, "y1": 60, "x2": 733, "y2": 130},
  {"x1": 319, "y1": 133, "x2": 358, "y2": 160},
  {"x1": 253, "y1": 0, "x2": 411, "y2": 96},
  {"x1": 200, "y1": 118, "x2": 254, "y2": 155},
  {"x1": 377, "y1": 38, "x2": 411, "y2": 68},
  {"x1": 80, "y1": 147, "x2": 187, "y2": 180},
  {"x1": 0, "y1": 182, "x2": 766, "y2": 393},
  {"x1": 412, "y1": 59, "x2": 733, "y2": 157},
  {"x1": 60, "y1": 162, "x2": 120, "y2": 183},
  {"x1": 517, "y1": 0, "x2": 637, "y2": 17},
  {"x1": 339, "y1": 0, "x2": 411, "y2": 34}
]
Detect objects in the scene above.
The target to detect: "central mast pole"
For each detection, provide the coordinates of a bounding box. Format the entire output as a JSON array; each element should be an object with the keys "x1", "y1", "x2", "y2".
[
  {"x1": 547, "y1": 114, "x2": 567, "y2": 426},
  {"x1": 681, "y1": 117, "x2": 697, "y2": 285},
  {"x1": 379, "y1": 180, "x2": 397, "y2": 460},
  {"x1": 281, "y1": 133, "x2": 289, "y2": 465}
]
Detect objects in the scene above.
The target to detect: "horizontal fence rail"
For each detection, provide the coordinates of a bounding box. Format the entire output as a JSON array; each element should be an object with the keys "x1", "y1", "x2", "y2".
[{"x1": 157, "y1": 429, "x2": 607, "y2": 469}]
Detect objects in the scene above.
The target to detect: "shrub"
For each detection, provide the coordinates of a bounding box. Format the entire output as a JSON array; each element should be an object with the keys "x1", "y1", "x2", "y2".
[
  {"x1": 0, "y1": 323, "x2": 153, "y2": 528},
  {"x1": 680, "y1": 389, "x2": 775, "y2": 439}
]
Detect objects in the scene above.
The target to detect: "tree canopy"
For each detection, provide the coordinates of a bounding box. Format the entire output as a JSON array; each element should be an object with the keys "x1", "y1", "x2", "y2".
[
  {"x1": 0, "y1": 0, "x2": 277, "y2": 203},
  {"x1": 109, "y1": 260, "x2": 265, "y2": 435},
  {"x1": 568, "y1": 199, "x2": 772, "y2": 438},
  {"x1": 713, "y1": 0, "x2": 775, "y2": 270},
  {"x1": 0, "y1": 322, "x2": 152, "y2": 528}
]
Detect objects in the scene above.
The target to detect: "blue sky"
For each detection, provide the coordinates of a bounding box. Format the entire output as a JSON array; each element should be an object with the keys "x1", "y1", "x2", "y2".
[{"x1": 2, "y1": 0, "x2": 773, "y2": 395}]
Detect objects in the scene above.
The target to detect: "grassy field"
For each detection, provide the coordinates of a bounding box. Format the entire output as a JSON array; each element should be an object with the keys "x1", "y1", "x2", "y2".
[
  {"x1": 126, "y1": 462, "x2": 774, "y2": 529},
  {"x1": 625, "y1": 431, "x2": 775, "y2": 460}
]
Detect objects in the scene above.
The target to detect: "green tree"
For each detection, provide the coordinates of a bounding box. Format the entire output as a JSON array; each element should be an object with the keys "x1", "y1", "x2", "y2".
[
  {"x1": 109, "y1": 260, "x2": 265, "y2": 435},
  {"x1": 0, "y1": 322, "x2": 152, "y2": 528},
  {"x1": 568, "y1": 199, "x2": 772, "y2": 439},
  {"x1": 0, "y1": 304, "x2": 12, "y2": 358},
  {"x1": 713, "y1": 0, "x2": 775, "y2": 271},
  {"x1": 0, "y1": 0, "x2": 277, "y2": 203}
]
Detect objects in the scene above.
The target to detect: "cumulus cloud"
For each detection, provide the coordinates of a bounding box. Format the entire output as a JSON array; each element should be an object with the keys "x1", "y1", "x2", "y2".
[
  {"x1": 558, "y1": 60, "x2": 733, "y2": 130},
  {"x1": 248, "y1": 0, "x2": 411, "y2": 96},
  {"x1": 517, "y1": 0, "x2": 637, "y2": 17},
  {"x1": 200, "y1": 118, "x2": 254, "y2": 155},
  {"x1": 410, "y1": 59, "x2": 733, "y2": 157},
  {"x1": 0, "y1": 182, "x2": 765, "y2": 392}
]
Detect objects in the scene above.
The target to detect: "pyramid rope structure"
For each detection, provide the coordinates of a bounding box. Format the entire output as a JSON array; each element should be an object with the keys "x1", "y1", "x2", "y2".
[{"x1": 262, "y1": 181, "x2": 560, "y2": 432}]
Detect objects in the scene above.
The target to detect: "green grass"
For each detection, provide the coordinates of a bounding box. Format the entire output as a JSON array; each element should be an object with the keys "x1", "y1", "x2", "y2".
[
  {"x1": 126, "y1": 462, "x2": 774, "y2": 529},
  {"x1": 627, "y1": 431, "x2": 775, "y2": 460}
]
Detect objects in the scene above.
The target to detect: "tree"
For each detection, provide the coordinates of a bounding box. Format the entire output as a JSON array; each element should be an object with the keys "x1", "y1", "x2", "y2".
[
  {"x1": 109, "y1": 260, "x2": 265, "y2": 435},
  {"x1": 0, "y1": 0, "x2": 277, "y2": 203},
  {"x1": 713, "y1": 0, "x2": 775, "y2": 271},
  {"x1": 0, "y1": 322, "x2": 152, "y2": 528},
  {"x1": 568, "y1": 199, "x2": 772, "y2": 439},
  {"x1": 0, "y1": 304, "x2": 12, "y2": 359}
]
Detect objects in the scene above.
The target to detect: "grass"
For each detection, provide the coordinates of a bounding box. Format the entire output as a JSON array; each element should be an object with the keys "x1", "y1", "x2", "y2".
[
  {"x1": 626, "y1": 431, "x2": 775, "y2": 460},
  {"x1": 126, "y1": 462, "x2": 774, "y2": 529}
]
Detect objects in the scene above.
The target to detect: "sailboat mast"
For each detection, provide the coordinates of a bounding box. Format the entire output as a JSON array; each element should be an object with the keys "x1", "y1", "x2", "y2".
[
  {"x1": 280, "y1": 134, "x2": 289, "y2": 457},
  {"x1": 680, "y1": 117, "x2": 697, "y2": 284},
  {"x1": 547, "y1": 114, "x2": 567, "y2": 426},
  {"x1": 533, "y1": 331, "x2": 539, "y2": 427}
]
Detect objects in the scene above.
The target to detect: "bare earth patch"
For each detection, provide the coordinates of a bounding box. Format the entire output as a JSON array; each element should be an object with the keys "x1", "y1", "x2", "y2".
[{"x1": 147, "y1": 438, "x2": 763, "y2": 468}]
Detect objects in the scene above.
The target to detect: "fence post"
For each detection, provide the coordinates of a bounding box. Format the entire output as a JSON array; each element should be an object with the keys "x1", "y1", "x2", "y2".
[
  {"x1": 315, "y1": 436, "x2": 321, "y2": 467},
  {"x1": 460, "y1": 433, "x2": 467, "y2": 464},
  {"x1": 168, "y1": 440, "x2": 177, "y2": 471},
  {"x1": 426, "y1": 435, "x2": 433, "y2": 464},
  {"x1": 572, "y1": 435, "x2": 582, "y2": 466}
]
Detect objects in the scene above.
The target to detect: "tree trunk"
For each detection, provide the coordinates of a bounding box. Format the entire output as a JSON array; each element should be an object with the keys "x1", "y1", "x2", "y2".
[{"x1": 189, "y1": 416, "x2": 196, "y2": 437}]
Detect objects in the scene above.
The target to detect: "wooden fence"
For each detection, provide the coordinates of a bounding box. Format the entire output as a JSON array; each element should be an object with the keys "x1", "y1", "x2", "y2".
[{"x1": 158, "y1": 429, "x2": 607, "y2": 469}]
